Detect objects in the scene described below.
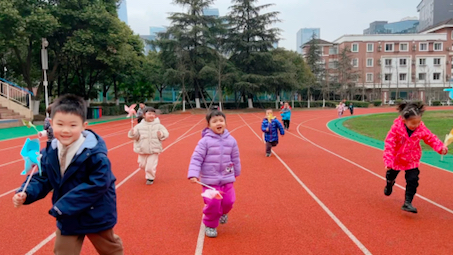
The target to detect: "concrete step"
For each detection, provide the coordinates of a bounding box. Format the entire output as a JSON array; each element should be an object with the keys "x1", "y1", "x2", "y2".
[{"x1": 0, "y1": 119, "x2": 22, "y2": 128}]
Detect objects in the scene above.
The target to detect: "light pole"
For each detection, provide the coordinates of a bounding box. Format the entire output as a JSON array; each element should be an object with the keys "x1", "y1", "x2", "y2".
[{"x1": 41, "y1": 38, "x2": 49, "y2": 115}]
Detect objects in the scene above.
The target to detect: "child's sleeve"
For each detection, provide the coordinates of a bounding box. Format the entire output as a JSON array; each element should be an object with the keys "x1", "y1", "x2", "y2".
[
  {"x1": 188, "y1": 139, "x2": 207, "y2": 179},
  {"x1": 232, "y1": 140, "x2": 241, "y2": 177},
  {"x1": 261, "y1": 120, "x2": 268, "y2": 132},
  {"x1": 277, "y1": 120, "x2": 285, "y2": 135},
  {"x1": 421, "y1": 127, "x2": 445, "y2": 154},
  {"x1": 128, "y1": 126, "x2": 140, "y2": 140},
  {"x1": 383, "y1": 125, "x2": 397, "y2": 168},
  {"x1": 17, "y1": 167, "x2": 53, "y2": 204},
  {"x1": 159, "y1": 125, "x2": 169, "y2": 141},
  {"x1": 49, "y1": 154, "x2": 113, "y2": 219}
]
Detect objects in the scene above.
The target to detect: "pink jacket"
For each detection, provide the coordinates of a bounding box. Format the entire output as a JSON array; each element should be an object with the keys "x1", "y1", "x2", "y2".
[{"x1": 383, "y1": 116, "x2": 445, "y2": 170}]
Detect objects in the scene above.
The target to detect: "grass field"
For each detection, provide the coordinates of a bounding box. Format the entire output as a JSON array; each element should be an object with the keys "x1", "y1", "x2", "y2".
[{"x1": 344, "y1": 111, "x2": 453, "y2": 153}]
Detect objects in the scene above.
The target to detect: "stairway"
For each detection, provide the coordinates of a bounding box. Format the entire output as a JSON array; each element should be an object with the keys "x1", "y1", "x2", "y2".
[{"x1": 0, "y1": 104, "x2": 27, "y2": 128}]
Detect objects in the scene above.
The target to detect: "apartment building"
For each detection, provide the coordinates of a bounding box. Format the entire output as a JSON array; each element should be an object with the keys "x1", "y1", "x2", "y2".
[{"x1": 302, "y1": 20, "x2": 453, "y2": 102}]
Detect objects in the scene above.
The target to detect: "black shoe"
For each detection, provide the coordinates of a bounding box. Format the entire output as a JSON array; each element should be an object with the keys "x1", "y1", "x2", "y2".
[
  {"x1": 384, "y1": 180, "x2": 395, "y2": 196},
  {"x1": 402, "y1": 201, "x2": 418, "y2": 213}
]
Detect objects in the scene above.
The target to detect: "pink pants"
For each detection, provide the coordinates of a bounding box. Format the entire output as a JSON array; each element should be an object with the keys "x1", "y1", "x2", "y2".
[{"x1": 202, "y1": 183, "x2": 236, "y2": 228}]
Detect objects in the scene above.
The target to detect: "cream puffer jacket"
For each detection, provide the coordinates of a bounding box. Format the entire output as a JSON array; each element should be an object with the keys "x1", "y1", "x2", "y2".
[{"x1": 128, "y1": 118, "x2": 169, "y2": 154}]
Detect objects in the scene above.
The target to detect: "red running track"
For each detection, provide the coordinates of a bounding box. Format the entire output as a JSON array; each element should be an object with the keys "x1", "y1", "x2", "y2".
[{"x1": 1, "y1": 108, "x2": 453, "y2": 254}]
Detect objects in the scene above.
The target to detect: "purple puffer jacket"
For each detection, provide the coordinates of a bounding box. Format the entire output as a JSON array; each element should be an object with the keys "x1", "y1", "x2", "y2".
[{"x1": 188, "y1": 128, "x2": 241, "y2": 186}]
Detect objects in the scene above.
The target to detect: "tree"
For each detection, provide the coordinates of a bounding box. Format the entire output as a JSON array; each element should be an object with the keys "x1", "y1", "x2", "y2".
[
  {"x1": 335, "y1": 46, "x2": 358, "y2": 100},
  {"x1": 305, "y1": 35, "x2": 325, "y2": 106},
  {"x1": 226, "y1": 0, "x2": 280, "y2": 108}
]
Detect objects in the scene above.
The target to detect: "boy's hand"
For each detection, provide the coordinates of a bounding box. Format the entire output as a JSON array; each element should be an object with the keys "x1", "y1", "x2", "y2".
[
  {"x1": 157, "y1": 131, "x2": 162, "y2": 139},
  {"x1": 442, "y1": 147, "x2": 448, "y2": 155},
  {"x1": 189, "y1": 177, "x2": 198, "y2": 183},
  {"x1": 12, "y1": 192, "x2": 27, "y2": 208}
]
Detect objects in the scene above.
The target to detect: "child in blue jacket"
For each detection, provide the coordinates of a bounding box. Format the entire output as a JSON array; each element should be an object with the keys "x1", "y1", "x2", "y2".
[
  {"x1": 12, "y1": 94, "x2": 123, "y2": 254},
  {"x1": 261, "y1": 109, "x2": 285, "y2": 157},
  {"x1": 280, "y1": 102, "x2": 291, "y2": 130}
]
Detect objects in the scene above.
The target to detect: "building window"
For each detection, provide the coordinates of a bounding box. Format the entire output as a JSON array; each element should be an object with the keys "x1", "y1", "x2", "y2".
[
  {"x1": 399, "y1": 58, "x2": 407, "y2": 66},
  {"x1": 367, "y1": 43, "x2": 374, "y2": 52},
  {"x1": 419, "y1": 58, "x2": 426, "y2": 65},
  {"x1": 329, "y1": 46, "x2": 338, "y2": 55},
  {"x1": 366, "y1": 73, "x2": 373, "y2": 82},
  {"x1": 400, "y1": 43, "x2": 408, "y2": 51},
  {"x1": 352, "y1": 43, "x2": 359, "y2": 52},
  {"x1": 328, "y1": 61, "x2": 338, "y2": 69},
  {"x1": 366, "y1": 58, "x2": 373, "y2": 67},
  {"x1": 399, "y1": 73, "x2": 407, "y2": 81},
  {"x1": 385, "y1": 43, "x2": 394, "y2": 52},
  {"x1": 419, "y1": 73, "x2": 426, "y2": 81},
  {"x1": 434, "y1": 42, "x2": 442, "y2": 51},
  {"x1": 352, "y1": 58, "x2": 358, "y2": 67},
  {"x1": 384, "y1": 74, "x2": 392, "y2": 81},
  {"x1": 433, "y1": 73, "x2": 441, "y2": 80},
  {"x1": 419, "y1": 43, "x2": 428, "y2": 51},
  {"x1": 385, "y1": 59, "x2": 392, "y2": 66},
  {"x1": 434, "y1": 58, "x2": 441, "y2": 65}
]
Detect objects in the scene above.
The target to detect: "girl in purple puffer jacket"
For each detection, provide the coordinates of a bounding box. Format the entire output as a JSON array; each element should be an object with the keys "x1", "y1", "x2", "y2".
[{"x1": 188, "y1": 110, "x2": 241, "y2": 238}]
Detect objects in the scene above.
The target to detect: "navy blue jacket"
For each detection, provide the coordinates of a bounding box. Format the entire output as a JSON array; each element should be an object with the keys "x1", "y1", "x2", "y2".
[
  {"x1": 18, "y1": 130, "x2": 118, "y2": 235},
  {"x1": 261, "y1": 117, "x2": 285, "y2": 142}
]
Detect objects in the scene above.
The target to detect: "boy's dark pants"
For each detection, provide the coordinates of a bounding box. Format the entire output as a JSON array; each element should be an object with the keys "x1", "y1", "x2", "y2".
[
  {"x1": 386, "y1": 168, "x2": 420, "y2": 202},
  {"x1": 54, "y1": 228, "x2": 123, "y2": 255},
  {"x1": 283, "y1": 120, "x2": 290, "y2": 129},
  {"x1": 266, "y1": 141, "x2": 278, "y2": 154}
]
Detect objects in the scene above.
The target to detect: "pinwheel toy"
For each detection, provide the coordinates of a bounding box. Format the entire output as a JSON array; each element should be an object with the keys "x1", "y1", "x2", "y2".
[
  {"x1": 22, "y1": 119, "x2": 39, "y2": 134},
  {"x1": 441, "y1": 128, "x2": 453, "y2": 161},
  {"x1": 124, "y1": 104, "x2": 137, "y2": 129},
  {"x1": 195, "y1": 180, "x2": 223, "y2": 200},
  {"x1": 20, "y1": 138, "x2": 42, "y2": 192}
]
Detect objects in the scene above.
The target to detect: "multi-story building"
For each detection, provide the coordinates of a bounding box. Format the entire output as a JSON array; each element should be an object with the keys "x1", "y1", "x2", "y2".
[
  {"x1": 302, "y1": 20, "x2": 453, "y2": 102},
  {"x1": 203, "y1": 8, "x2": 220, "y2": 17},
  {"x1": 118, "y1": 0, "x2": 128, "y2": 24},
  {"x1": 297, "y1": 28, "x2": 320, "y2": 54},
  {"x1": 364, "y1": 18, "x2": 419, "y2": 35},
  {"x1": 417, "y1": 0, "x2": 453, "y2": 32}
]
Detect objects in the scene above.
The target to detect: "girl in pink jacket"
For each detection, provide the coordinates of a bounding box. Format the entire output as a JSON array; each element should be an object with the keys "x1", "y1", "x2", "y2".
[
  {"x1": 188, "y1": 110, "x2": 241, "y2": 238},
  {"x1": 383, "y1": 102, "x2": 447, "y2": 213}
]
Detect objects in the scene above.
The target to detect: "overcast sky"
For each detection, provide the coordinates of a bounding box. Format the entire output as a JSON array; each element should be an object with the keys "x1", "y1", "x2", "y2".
[{"x1": 125, "y1": 0, "x2": 419, "y2": 51}]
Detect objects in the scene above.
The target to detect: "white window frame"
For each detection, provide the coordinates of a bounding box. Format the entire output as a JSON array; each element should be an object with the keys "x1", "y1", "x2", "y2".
[
  {"x1": 418, "y1": 73, "x2": 426, "y2": 81},
  {"x1": 419, "y1": 58, "x2": 426, "y2": 65},
  {"x1": 419, "y1": 42, "x2": 428, "y2": 51},
  {"x1": 399, "y1": 58, "x2": 407, "y2": 66},
  {"x1": 352, "y1": 43, "x2": 359, "y2": 52},
  {"x1": 399, "y1": 73, "x2": 407, "y2": 81},
  {"x1": 352, "y1": 58, "x2": 359, "y2": 67},
  {"x1": 434, "y1": 42, "x2": 443, "y2": 51},
  {"x1": 399, "y1": 43, "x2": 409, "y2": 52},
  {"x1": 385, "y1": 59, "x2": 392, "y2": 66},
  {"x1": 433, "y1": 73, "x2": 441, "y2": 80},
  {"x1": 434, "y1": 58, "x2": 441, "y2": 65},
  {"x1": 366, "y1": 58, "x2": 373, "y2": 67},
  {"x1": 366, "y1": 73, "x2": 373, "y2": 82},
  {"x1": 384, "y1": 74, "x2": 392, "y2": 81},
  {"x1": 385, "y1": 43, "x2": 394, "y2": 52},
  {"x1": 367, "y1": 43, "x2": 374, "y2": 52}
]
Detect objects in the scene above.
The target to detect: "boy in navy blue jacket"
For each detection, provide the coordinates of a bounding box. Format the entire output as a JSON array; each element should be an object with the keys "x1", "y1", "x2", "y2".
[
  {"x1": 261, "y1": 109, "x2": 285, "y2": 157},
  {"x1": 12, "y1": 94, "x2": 123, "y2": 255}
]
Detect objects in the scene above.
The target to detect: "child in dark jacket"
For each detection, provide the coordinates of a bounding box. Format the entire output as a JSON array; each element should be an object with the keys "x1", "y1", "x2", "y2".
[
  {"x1": 261, "y1": 109, "x2": 285, "y2": 157},
  {"x1": 13, "y1": 94, "x2": 123, "y2": 254}
]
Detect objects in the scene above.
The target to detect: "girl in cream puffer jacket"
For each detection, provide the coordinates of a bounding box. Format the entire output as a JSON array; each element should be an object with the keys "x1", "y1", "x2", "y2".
[{"x1": 128, "y1": 107, "x2": 169, "y2": 184}]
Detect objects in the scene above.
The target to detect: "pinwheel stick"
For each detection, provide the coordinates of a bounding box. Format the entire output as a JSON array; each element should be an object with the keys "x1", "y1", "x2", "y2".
[
  {"x1": 22, "y1": 165, "x2": 37, "y2": 193},
  {"x1": 194, "y1": 180, "x2": 216, "y2": 191}
]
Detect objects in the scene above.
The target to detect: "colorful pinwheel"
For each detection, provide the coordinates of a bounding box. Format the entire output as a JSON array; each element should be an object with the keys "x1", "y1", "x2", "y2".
[
  {"x1": 124, "y1": 104, "x2": 137, "y2": 129},
  {"x1": 195, "y1": 180, "x2": 223, "y2": 200},
  {"x1": 19, "y1": 138, "x2": 42, "y2": 193}
]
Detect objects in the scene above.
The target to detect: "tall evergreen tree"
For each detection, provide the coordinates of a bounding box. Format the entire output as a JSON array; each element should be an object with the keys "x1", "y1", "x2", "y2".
[{"x1": 226, "y1": 0, "x2": 280, "y2": 108}]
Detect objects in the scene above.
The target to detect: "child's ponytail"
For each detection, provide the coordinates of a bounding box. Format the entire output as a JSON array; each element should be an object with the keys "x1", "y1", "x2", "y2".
[{"x1": 398, "y1": 101, "x2": 425, "y2": 119}]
